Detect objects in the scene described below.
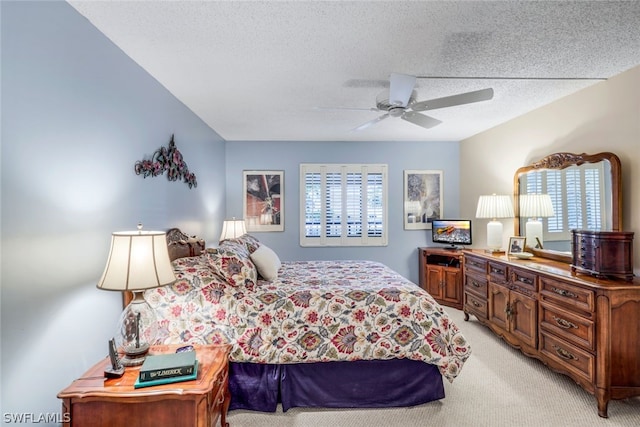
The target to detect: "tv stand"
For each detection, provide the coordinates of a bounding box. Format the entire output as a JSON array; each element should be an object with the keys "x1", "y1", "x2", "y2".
[{"x1": 418, "y1": 247, "x2": 463, "y2": 309}]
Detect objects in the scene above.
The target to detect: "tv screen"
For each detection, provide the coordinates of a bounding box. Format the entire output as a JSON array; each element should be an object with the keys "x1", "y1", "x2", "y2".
[{"x1": 431, "y1": 219, "x2": 472, "y2": 248}]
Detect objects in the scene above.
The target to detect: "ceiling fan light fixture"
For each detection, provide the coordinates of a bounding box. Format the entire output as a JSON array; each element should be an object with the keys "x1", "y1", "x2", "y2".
[{"x1": 389, "y1": 107, "x2": 405, "y2": 117}]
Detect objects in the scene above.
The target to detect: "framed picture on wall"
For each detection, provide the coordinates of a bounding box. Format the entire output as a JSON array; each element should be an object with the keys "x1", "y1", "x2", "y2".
[
  {"x1": 243, "y1": 170, "x2": 284, "y2": 232},
  {"x1": 403, "y1": 170, "x2": 443, "y2": 230}
]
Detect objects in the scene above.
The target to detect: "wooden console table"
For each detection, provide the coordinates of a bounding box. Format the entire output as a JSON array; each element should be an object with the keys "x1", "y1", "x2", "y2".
[
  {"x1": 58, "y1": 344, "x2": 231, "y2": 427},
  {"x1": 462, "y1": 249, "x2": 640, "y2": 418}
]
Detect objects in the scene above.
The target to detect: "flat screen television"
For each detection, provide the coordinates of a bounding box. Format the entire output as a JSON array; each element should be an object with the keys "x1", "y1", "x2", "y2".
[{"x1": 431, "y1": 219, "x2": 472, "y2": 249}]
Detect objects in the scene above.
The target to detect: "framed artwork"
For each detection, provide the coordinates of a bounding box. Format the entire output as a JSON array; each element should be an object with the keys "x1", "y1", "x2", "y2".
[
  {"x1": 404, "y1": 170, "x2": 443, "y2": 230},
  {"x1": 243, "y1": 171, "x2": 284, "y2": 232},
  {"x1": 508, "y1": 237, "x2": 526, "y2": 255}
]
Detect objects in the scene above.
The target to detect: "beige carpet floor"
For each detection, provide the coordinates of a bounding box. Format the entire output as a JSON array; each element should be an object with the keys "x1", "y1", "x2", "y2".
[{"x1": 227, "y1": 307, "x2": 640, "y2": 427}]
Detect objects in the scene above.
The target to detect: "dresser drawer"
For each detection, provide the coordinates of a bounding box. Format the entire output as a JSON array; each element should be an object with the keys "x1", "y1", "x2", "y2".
[
  {"x1": 488, "y1": 261, "x2": 508, "y2": 284},
  {"x1": 540, "y1": 332, "x2": 595, "y2": 384},
  {"x1": 539, "y1": 302, "x2": 595, "y2": 351},
  {"x1": 464, "y1": 271, "x2": 488, "y2": 298},
  {"x1": 465, "y1": 254, "x2": 488, "y2": 275},
  {"x1": 509, "y1": 267, "x2": 537, "y2": 297},
  {"x1": 539, "y1": 276, "x2": 594, "y2": 313},
  {"x1": 464, "y1": 291, "x2": 487, "y2": 319}
]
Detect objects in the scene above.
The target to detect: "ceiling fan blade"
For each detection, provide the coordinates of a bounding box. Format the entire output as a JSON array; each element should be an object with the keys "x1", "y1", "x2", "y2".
[
  {"x1": 351, "y1": 113, "x2": 390, "y2": 132},
  {"x1": 401, "y1": 111, "x2": 442, "y2": 129},
  {"x1": 411, "y1": 88, "x2": 494, "y2": 111},
  {"x1": 315, "y1": 106, "x2": 378, "y2": 112},
  {"x1": 389, "y1": 73, "x2": 417, "y2": 107}
]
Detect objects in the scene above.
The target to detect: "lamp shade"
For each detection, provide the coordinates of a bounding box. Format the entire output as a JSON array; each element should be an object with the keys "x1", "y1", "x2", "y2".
[
  {"x1": 97, "y1": 230, "x2": 176, "y2": 292},
  {"x1": 220, "y1": 218, "x2": 247, "y2": 242},
  {"x1": 520, "y1": 194, "x2": 555, "y2": 218},
  {"x1": 475, "y1": 194, "x2": 515, "y2": 219},
  {"x1": 475, "y1": 194, "x2": 514, "y2": 251}
]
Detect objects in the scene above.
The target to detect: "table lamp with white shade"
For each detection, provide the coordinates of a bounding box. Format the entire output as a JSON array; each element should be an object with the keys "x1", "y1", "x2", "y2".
[
  {"x1": 475, "y1": 194, "x2": 515, "y2": 252},
  {"x1": 219, "y1": 217, "x2": 247, "y2": 242},
  {"x1": 520, "y1": 194, "x2": 555, "y2": 249},
  {"x1": 97, "y1": 224, "x2": 176, "y2": 366}
]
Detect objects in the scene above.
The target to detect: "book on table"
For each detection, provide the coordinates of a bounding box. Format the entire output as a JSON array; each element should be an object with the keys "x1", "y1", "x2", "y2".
[
  {"x1": 134, "y1": 360, "x2": 199, "y2": 389},
  {"x1": 138, "y1": 350, "x2": 197, "y2": 382}
]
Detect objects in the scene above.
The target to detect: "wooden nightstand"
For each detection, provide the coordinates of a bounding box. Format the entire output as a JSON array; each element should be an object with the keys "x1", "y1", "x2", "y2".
[{"x1": 58, "y1": 344, "x2": 231, "y2": 427}]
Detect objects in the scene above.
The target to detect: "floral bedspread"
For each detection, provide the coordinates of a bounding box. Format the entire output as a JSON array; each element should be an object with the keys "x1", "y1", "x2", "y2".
[{"x1": 145, "y1": 258, "x2": 471, "y2": 382}]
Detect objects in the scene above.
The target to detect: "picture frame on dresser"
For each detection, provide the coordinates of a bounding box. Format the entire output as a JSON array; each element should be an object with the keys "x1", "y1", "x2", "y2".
[{"x1": 508, "y1": 237, "x2": 525, "y2": 255}]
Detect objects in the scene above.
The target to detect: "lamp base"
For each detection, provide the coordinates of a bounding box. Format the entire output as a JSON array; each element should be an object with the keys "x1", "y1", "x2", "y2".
[
  {"x1": 525, "y1": 219, "x2": 544, "y2": 249},
  {"x1": 104, "y1": 365, "x2": 125, "y2": 378},
  {"x1": 486, "y1": 220, "x2": 504, "y2": 252},
  {"x1": 120, "y1": 342, "x2": 151, "y2": 367}
]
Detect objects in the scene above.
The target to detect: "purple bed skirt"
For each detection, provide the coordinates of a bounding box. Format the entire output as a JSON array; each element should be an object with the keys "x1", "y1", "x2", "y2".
[{"x1": 228, "y1": 359, "x2": 445, "y2": 412}]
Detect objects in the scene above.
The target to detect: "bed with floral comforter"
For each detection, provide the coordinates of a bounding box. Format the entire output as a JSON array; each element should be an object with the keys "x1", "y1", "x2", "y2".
[{"x1": 145, "y1": 235, "x2": 471, "y2": 385}]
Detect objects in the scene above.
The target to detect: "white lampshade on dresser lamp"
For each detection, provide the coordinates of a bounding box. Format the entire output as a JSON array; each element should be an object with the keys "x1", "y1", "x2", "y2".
[
  {"x1": 475, "y1": 194, "x2": 515, "y2": 252},
  {"x1": 97, "y1": 224, "x2": 176, "y2": 366},
  {"x1": 520, "y1": 194, "x2": 555, "y2": 249},
  {"x1": 219, "y1": 217, "x2": 247, "y2": 242}
]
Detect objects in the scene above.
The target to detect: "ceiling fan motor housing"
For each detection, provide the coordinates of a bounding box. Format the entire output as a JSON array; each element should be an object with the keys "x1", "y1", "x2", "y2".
[{"x1": 376, "y1": 90, "x2": 417, "y2": 112}]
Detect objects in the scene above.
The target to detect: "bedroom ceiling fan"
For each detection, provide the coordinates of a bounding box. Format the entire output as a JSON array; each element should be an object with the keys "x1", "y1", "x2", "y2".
[{"x1": 326, "y1": 73, "x2": 494, "y2": 132}]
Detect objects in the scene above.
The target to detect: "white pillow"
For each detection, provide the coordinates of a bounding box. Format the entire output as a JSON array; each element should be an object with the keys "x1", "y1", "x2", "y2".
[{"x1": 250, "y1": 244, "x2": 282, "y2": 281}]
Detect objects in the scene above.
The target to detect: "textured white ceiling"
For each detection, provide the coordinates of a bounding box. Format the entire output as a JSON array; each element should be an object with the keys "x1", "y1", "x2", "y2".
[{"x1": 68, "y1": 1, "x2": 640, "y2": 142}]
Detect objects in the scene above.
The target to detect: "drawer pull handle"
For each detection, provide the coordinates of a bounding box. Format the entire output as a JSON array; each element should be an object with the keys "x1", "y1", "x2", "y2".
[
  {"x1": 518, "y1": 277, "x2": 533, "y2": 285},
  {"x1": 552, "y1": 344, "x2": 578, "y2": 361},
  {"x1": 553, "y1": 316, "x2": 578, "y2": 329},
  {"x1": 551, "y1": 287, "x2": 577, "y2": 298},
  {"x1": 472, "y1": 300, "x2": 481, "y2": 308},
  {"x1": 491, "y1": 267, "x2": 503, "y2": 274},
  {"x1": 472, "y1": 281, "x2": 481, "y2": 288}
]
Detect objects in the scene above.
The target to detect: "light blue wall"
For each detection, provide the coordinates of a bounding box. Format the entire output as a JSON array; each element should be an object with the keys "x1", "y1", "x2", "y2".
[
  {"x1": 1, "y1": 2, "x2": 463, "y2": 422},
  {"x1": 1, "y1": 1, "x2": 225, "y2": 422},
  {"x1": 225, "y1": 140, "x2": 461, "y2": 282}
]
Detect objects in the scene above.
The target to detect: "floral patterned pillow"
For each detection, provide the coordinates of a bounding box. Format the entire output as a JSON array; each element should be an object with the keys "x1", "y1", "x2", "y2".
[
  {"x1": 221, "y1": 234, "x2": 261, "y2": 255},
  {"x1": 237, "y1": 234, "x2": 261, "y2": 254},
  {"x1": 146, "y1": 255, "x2": 224, "y2": 307},
  {"x1": 205, "y1": 242, "x2": 257, "y2": 287}
]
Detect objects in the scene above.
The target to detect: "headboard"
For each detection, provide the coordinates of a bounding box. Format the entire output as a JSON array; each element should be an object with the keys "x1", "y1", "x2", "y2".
[
  {"x1": 122, "y1": 228, "x2": 205, "y2": 308},
  {"x1": 166, "y1": 227, "x2": 206, "y2": 261}
]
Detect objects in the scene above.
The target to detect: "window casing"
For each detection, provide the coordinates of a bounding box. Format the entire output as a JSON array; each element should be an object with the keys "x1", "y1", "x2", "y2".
[{"x1": 300, "y1": 164, "x2": 388, "y2": 246}]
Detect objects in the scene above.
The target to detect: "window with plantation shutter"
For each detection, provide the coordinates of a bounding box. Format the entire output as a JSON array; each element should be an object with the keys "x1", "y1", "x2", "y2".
[
  {"x1": 300, "y1": 164, "x2": 388, "y2": 246},
  {"x1": 520, "y1": 164, "x2": 604, "y2": 241}
]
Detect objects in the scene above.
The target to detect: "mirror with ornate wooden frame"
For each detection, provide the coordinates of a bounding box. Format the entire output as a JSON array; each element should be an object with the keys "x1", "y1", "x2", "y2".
[{"x1": 513, "y1": 152, "x2": 622, "y2": 263}]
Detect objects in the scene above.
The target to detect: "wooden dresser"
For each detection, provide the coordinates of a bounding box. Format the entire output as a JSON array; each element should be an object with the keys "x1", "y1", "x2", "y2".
[
  {"x1": 463, "y1": 250, "x2": 640, "y2": 418},
  {"x1": 58, "y1": 345, "x2": 231, "y2": 427}
]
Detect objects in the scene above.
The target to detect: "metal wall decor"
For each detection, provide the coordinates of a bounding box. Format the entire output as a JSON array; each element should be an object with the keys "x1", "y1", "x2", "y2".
[{"x1": 134, "y1": 135, "x2": 197, "y2": 188}]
